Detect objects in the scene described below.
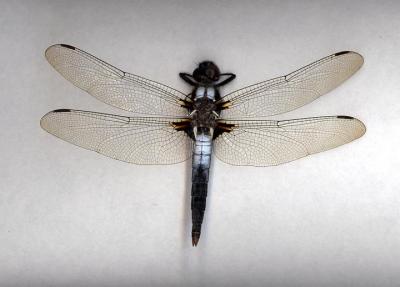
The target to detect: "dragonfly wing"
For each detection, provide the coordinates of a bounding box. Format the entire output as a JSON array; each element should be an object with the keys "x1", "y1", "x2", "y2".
[
  {"x1": 45, "y1": 44, "x2": 189, "y2": 116},
  {"x1": 219, "y1": 51, "x2": 363, "y2": 118},
  {"x1": 41, "y1": 109, "x2": 193, "y2": 165},
  {"x1": 214, "y1": 116, "x2": 365, "y2": 166}
]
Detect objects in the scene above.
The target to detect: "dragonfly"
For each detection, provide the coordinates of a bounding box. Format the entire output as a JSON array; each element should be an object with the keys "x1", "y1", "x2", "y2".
[{"x1": 41, "y1": 44, "x2": 366, "y2": 246}]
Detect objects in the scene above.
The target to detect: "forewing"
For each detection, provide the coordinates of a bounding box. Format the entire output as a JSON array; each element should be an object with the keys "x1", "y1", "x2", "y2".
[
  {"x1": 219, "y1": 51, "x2": 363, "y2": 118},
  {"x1": 45, "y1": 44, "x2": 188, "y2": 116},
  {"x1": 214, "y1": 116, "x2": 365, "y2": 166},
  {"x1": 41, "y1": 109, "x2": 192, "y2": 165}
]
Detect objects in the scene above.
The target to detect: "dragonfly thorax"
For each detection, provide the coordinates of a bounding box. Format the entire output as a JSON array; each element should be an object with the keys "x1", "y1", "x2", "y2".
[{"x1": 191, "y1": 97, "x2": 218, "y2": 128}]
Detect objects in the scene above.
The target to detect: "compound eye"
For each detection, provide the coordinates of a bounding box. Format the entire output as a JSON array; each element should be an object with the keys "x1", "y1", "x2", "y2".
[
  {"x1": 192, "y1": 68, "x2": 201, "y2": 81},
  {"x1": 206, "y1": 69, "x2": 215, "y2": 78}
]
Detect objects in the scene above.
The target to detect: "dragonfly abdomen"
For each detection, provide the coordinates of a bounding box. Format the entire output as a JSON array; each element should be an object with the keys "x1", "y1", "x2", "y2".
[{"x1": 191, "y1": 127, "x2": 213, "y2": 246}]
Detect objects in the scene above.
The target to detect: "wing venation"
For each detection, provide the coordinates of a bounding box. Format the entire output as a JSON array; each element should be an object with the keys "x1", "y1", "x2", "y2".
[
  {"x1": 41, "y1": 109, "x2": 192, "y2": 165},
  {"x1": 45, "y1": 44, "x2": 188, "y2": 116},
  {"x1": 214, "y1": 116, "x2": 365, "y2": 166},
  {"x1": 219, "y1": 51, "x2": 363, "y2": 118}
]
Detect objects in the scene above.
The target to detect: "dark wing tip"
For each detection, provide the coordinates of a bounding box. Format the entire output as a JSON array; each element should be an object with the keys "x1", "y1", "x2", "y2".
[
  {"x1": 336, "y1": 116, "x2": 367, "y2": 138},
  {"x1": 45, "y1": 44, "x2": 76, "y2": 58},
  {"x1": 40, "y1": 109, "x2": 72, "y2": 130},
  {"x1": 334, "y1": 51, "x2": 364, "y2": 65},
  {"x1": 337, "y1": 115, "x2": 354, "y2": 119}
]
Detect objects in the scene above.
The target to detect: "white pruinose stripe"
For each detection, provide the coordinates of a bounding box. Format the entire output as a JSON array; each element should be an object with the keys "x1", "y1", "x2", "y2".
[
  {"x1": 195, "y1": 86, "x2": 206, "y2": 99},
  {"x1": 194, "y1": 86, "x2": 216, "y2": 100},
  {"x1": 193, "y1": 129, "x2": 213, "y2": 168},
  {"x1": 206, "y1": 87, "x2": 215, "y2": 100}
]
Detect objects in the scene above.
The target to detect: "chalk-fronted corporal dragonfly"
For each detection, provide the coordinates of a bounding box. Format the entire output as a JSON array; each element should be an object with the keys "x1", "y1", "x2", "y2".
[{"x1": 41, "y1": 45, "x2": 366, "y2": 246}]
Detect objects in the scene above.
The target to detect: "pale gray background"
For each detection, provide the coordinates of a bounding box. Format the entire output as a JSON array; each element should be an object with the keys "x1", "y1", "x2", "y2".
[{"x1": 1, "y1": 1, "x2": 399, "y2": 286}]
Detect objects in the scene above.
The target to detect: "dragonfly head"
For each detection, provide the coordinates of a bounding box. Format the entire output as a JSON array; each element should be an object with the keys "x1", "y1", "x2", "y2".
[{"x1": 193, "y1": 61, "x2": 220, "y2": 84}]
